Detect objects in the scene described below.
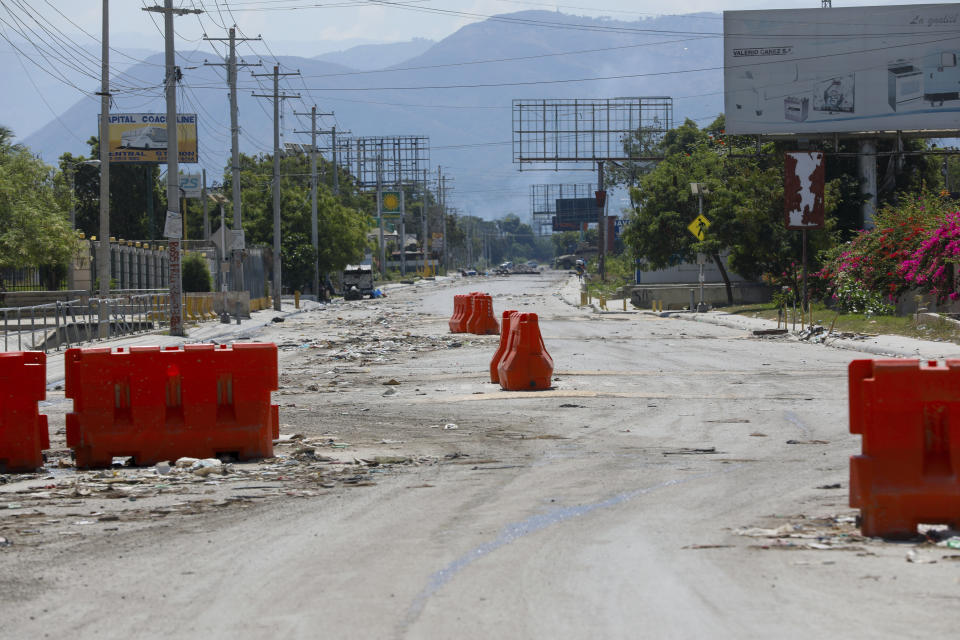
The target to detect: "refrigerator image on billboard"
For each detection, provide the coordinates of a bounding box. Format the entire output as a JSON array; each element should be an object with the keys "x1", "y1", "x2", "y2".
[{"x1": 724, "y1": 4, "x2": 960, "y2": 135}]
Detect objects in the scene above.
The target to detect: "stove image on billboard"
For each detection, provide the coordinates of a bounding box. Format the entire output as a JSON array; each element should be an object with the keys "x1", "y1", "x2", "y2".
[
  {"x1": 888, "y1": 59, "x2": 923, "y2": 111},
  {"x1": 812, "y1": 75, "x2": 855, "y2": 114}
]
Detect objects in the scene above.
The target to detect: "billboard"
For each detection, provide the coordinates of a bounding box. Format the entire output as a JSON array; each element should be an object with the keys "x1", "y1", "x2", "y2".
[
  {"x1": 784, "y1": 152, "x2": 825, "y2": 229},
  {"x1": 556, "y1": 198, "x2": 596, "y2": 223},
  {"x1": 106, "y1": 113, "x2": 198, "y2": 163},
  {"x1": 724, "y1": 4, "x2": 960, "y2": 135}
]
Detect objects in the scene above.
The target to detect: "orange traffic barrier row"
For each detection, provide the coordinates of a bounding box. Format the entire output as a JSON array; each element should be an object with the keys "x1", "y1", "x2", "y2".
[
  {"x1": 66, "y1": 343, "x2": 279, "y2": 469},
  {"x1": 496, "y1": 312, "x2": 553, "y2": 391},
  {"x1": 850, "y1": 359, "x2": 960, "y2": 538},
  {"x1": 449, "y1": 292, "x2": 499, "y2": 335},
  {"x1": 0, "y1": 352, "x2": 49, "y2": 472}
]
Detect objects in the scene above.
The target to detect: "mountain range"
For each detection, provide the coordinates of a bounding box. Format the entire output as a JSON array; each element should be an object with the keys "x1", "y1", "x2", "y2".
[{"x1": 11, "y1": 10, "x2": 725, "y2": 221}]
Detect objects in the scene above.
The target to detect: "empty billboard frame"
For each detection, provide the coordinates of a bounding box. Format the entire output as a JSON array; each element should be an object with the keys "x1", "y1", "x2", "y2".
[
  {"x1": 724, "y1": 4, "x2": 960, "y2": 135},
  {"x1": 338, "y1": 135, "x2": 430, "y2": 190},
  {"x1": 512, "y1": 98, "x2": 673, "y2": 169},
  {"x1": 530, "y1": 184, "x2": 596, "y2": 234}
]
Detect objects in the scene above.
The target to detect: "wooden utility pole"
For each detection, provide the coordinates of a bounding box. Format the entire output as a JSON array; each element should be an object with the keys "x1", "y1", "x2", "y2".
[
  {"x1": 294, "y1": 106, "x2": 333, "y2": 298},
  {"x1": 204, "y1": 29, "x2": 261, "y2": 294},
  {"x1": 143, "y1": 0, "x2": 201, "y2": 337},
  {"x1": 253, "y1": 66, "x2": 299, "y2": 311}
]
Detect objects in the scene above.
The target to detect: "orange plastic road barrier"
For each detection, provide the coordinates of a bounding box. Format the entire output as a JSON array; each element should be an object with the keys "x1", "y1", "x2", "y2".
[
  {"x1": 497, "y1": 313, "x2": 553, "y2": 391},
  {"x1": 850, "y1": 358, "x2": 960, "y2": 538},
  {"x1": 489, "y1": 310, "x2": 519, "y2": 383},
  {"x1": 0, "y1": 352, "x2": 49, "y2": 473},
  {"x1": 466, "y1": 293, "x2": 500, "y2": 335},
  {"x1": 448, "y1": 295, "x2": 469, "y2": 333},
  {"x1": 65, "y1": 343, "x2": 279, "y2": 469}
]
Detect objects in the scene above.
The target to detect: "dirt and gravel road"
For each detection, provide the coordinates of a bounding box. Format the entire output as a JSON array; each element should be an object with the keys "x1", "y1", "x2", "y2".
[{"x1": 2, "y1": 271, "x2": 958, "y2": 639}]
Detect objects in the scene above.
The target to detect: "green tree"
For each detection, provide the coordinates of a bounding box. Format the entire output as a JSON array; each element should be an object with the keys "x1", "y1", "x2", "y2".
[
  {"x1": 182, "y1": 252, "x2": 212, "y2": 292},
  {"x1": 222, "y1": 152, "x2": 371, "y2": 292},
  {"x1": 620, "y1": 116, "x2": 834, "y2": 304},
  {"x1": 0, "y1": 126, "x2": 78, "y2": 272},
  {"x1": 65, "y1": 137, "x2": 164, "y2": 241}
]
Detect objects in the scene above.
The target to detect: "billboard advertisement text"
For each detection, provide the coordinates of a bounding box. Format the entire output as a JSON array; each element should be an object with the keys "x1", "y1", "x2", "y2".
[
  {"x1": 724, "y1": 4, "x2": 960, "y2": 134},
  {"x1": 106, "y1": 113, "x2": 198, "y2": 163}
]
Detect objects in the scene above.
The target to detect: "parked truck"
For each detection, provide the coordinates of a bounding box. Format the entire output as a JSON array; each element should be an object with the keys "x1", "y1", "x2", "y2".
[{"x1": 341, "y1": 264, "x2": 374, "y2": 300}]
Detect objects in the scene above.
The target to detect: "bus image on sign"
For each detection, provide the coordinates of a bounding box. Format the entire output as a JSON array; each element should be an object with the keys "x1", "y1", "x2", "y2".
[{"x1": 120, "y1": 126, "x2": 168, "y2": 150}]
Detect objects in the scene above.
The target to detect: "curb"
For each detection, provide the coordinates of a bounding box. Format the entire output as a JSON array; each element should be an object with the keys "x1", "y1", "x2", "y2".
[{"x1": 660, "y1": 309, "x2": 960, "y2": 360}]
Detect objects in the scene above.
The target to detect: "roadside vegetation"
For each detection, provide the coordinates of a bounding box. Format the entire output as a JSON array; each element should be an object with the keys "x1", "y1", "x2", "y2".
[{"x1": 724, "y1": 301, "x2": 960, "y2": 344}]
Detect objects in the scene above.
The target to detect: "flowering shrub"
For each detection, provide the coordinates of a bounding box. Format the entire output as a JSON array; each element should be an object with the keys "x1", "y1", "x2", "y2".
[
  {"x1": 899, "y1": 212, "x2": 960, "y2": 303},
  {"x1": 814, "y1": 189, "x2": 957, "y2": 313}
]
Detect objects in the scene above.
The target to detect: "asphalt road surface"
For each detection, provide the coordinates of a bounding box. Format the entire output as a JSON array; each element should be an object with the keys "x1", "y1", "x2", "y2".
[{"x1": 3, "y1": 272, "x2": 958, "y2": 639}]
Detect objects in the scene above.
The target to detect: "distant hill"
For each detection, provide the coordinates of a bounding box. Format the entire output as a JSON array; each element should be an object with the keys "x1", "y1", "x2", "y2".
[
  {"x1": 314, "y1": 38, "x2": 435, "y2": 71},
  {"x1": 20, "y1": 10, "x2": 724, "y2": 221}
]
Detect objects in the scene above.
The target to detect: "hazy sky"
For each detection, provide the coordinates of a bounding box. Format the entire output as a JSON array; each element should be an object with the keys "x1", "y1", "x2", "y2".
[{"x1": 45, "y1": 0, "x2": 953, "y2": 56}]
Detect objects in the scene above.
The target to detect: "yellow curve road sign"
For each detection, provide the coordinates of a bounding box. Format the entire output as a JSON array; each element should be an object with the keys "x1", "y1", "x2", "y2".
[{"x1": 688, "y1": 214, "x2": 711, "y2": 241}]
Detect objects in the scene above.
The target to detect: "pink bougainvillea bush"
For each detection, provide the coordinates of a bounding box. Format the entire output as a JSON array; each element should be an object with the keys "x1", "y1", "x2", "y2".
[
  {"x1": 816, "y1": 190, "x2": 957, "y2": 313},
  {"x1": 899, "y1": 212, "x2": 960, "y2": 303}
]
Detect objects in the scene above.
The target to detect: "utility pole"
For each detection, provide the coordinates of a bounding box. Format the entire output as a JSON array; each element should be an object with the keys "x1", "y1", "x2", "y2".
[
  {"x1": 143, "y1": 0, "x2": 201, "y2": 338},
  {"x1": 204, "y1": 28, "x2": 260, "y2": 294},
  {"x1": 253, "y1": 65, "x2": 299, "y2": 311},
  {"x1": 331, "y1": 126, "x2": 339, "y2": 196},
  {"x1": 201, "y1": 168, "x2": 210, "y2": 240},
  {"x1": 294, "y1": 106, "x2": 333, "y2": 299},
  {"x1": 438, "y1": 166, "x2": 445, "y2": 274},
  {"x1": 96, "y1": 0, "x2": 110, "y2": 339}
]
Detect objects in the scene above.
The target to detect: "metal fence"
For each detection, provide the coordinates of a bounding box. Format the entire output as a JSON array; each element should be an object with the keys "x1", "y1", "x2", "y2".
[
  {"x1": 0, "y1": 266, "x2": 67, "y2": 292},
  {"x1": 0, "y1": 292, "x2": 170, "y2": 353}
]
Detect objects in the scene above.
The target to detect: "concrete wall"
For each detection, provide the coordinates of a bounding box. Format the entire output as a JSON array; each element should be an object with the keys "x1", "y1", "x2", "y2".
[
  {"x1": 628, "y1": 283, "x2": 773, "y2": 310},
  {"x1": 636, "y1": 254, "x2": 748, "y2": 285}
]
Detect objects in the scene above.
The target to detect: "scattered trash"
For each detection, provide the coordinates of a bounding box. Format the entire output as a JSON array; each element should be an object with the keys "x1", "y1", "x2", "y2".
[
  {"x1": 559, "y1": 403, "x2": 585, "y2": 408},
  {"x1": 817, "y1": 483, "x2": 842, "y2": 490},
  {"x1": 190, "y1": 458, "x2": 224, "y2": 477},
  {"x1": 663, "y1": 447, "x2": 718, "y2": 456},
  {"x1": 271, "y1": 317, "x2": 286, "y2": 323},
  {"x1": 786, "y1": 439, "x2": 829, "y2": 445},
  {"x1": 906, "y1": 549, "x2": 936, "y2": 564},
  {"x1": 155, "y1": 461, "x2": 172, "y2": 475},
  {"x1": 382, "y1": 379, "x2": 400, "y2": 386},
  {"x1": 175, "y1": 457, "x2": 199, "y2": 469},
  {"x1": 382, "y1": 387, "x2": 398, "y2": 397},
  {"x1": 443, "y1": 423, "x2": 459, "y2": 430}
]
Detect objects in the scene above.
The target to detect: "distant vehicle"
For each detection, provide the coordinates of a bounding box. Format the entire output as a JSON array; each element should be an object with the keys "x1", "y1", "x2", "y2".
[
  {"x1": 461, "y1": 269, "x2": 478, "y2": 277},
  {"x1": 341, "y1": 264, "x2": 374, "y2": 299},
  {"x1": 120, "y1": 126, "x2": 168, "y2": 150},
  {"x1": 499, "y1": 262, "x2": 514, "y2": 270},
  {"x1": 526, "y1": 260, "x2": 538, "y2": 268}
]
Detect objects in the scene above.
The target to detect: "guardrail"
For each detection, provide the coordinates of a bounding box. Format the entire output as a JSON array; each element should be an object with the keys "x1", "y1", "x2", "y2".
[{"x1": 1, "y1": 293, "x2": 170, "y2": 353}]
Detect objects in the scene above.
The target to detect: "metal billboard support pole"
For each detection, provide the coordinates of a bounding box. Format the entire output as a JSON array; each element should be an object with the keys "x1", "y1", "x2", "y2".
[
  {"x1": 400, "y1": 186, "x2": 406, "y2": 276},
  {"x1": 378, "y1": 155, "x2": 386, "y2": 279},
  {"x1": 597, "y1": 160, "x2": 606, "y2": 282}
]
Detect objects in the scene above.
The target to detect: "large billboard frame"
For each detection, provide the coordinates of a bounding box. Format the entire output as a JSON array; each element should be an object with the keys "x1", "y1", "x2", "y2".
[
  {"x1": 724, "y1": 4, "x2": 960, "y2": 136},
  {"x1": 106, "y1": 113, "x2": 198, "y2": 164}
]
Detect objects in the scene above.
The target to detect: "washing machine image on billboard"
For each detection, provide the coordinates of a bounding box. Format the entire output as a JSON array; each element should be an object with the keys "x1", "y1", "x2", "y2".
[
  {"x1": 813, "y1": 75, "x2": 854, "y2": 114},
  {"x1": 924, "y1": 51, "x2": 960, "y2": 105}
]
